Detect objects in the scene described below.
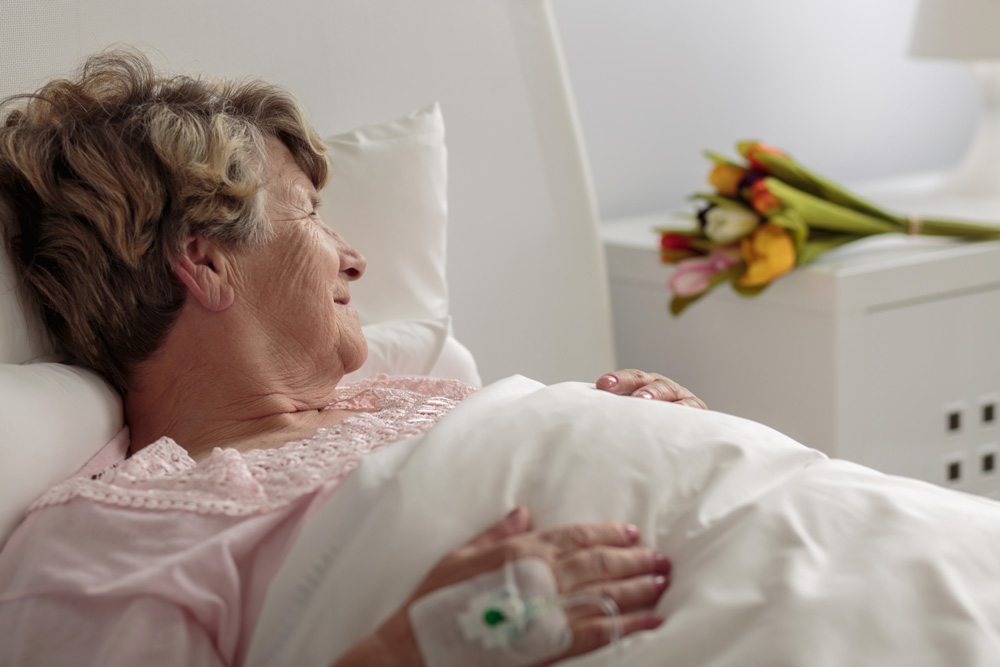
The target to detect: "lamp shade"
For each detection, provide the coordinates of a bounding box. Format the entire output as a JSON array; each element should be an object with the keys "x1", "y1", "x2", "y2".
[{"x1": 910, "y1": 0, "x2": 1000, "y2": 60}]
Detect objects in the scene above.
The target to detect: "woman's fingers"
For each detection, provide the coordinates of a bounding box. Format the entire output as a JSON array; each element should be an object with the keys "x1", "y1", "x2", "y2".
[
  {"x1": 556, "y1": 611, "x2": 665, "y2": 663},
  {"x1": 472, "y1": 519, "x2": 672, "y2": 594},
  {"x1": 596, "y1": 368, "x2": 707, "y2": 409},
  {"x1": 535, "y1": 521, "x2": 640, "y2": 555},
  {"x1": 463, "y1": 506, "x2": 534, "y2": 548},
  {"x1": 556, "y1": 546, "x2": 671, "y2": 592},
  {"x1": 459, "y1": 520, "x2": 645, "y2": 579},
  {"x1": 596, "y1": 369, "x2": 650, "y2": 395},
  {"x1": 565, "y1": 574, "x2": 671, "y2": 619},
  {"x1": 633, "y1": 379, "x2": 707, "y2": 409},
  {"x1": 465, "y1": 511, "x2": 644, "y2": 559},
  {"x1": 411, "y1": 507, "x2": 536, "y2": 598}
]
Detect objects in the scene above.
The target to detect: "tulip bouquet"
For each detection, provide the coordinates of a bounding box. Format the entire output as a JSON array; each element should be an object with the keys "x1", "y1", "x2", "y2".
[{"x1": 662, "y1": 142, "x2": 1000, "y2": 315}]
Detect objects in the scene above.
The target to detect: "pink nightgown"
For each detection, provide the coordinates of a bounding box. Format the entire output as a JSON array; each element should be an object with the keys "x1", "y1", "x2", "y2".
[{"x1": 0, "y1": 375, "x2": 476, "y2": 666}]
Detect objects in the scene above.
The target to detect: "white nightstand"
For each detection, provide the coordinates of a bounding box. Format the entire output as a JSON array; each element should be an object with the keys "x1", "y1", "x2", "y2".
[{"x1": 602, "y1": 174, "x2": 1000, "y2": 497}]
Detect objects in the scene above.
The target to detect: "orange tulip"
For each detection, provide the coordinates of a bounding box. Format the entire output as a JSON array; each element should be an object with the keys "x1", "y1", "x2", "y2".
[
  {"x1": 739, "y1": 223, "x2": 795, "y2": 287},
  {"x1": 749, "y1": 180, "x2": 781, "y2": 216},
  {"x1": 708, "y1": 163, "x2": 748, "y2": 197},
  {"x1": 744, "y1": 143, "x2": 787, "y2": 171}
]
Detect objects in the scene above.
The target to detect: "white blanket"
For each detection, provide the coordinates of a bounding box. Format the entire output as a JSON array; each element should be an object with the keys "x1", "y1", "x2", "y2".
[{"x1": 247, "y1": 376, "x2": 1000, "y2": 666}]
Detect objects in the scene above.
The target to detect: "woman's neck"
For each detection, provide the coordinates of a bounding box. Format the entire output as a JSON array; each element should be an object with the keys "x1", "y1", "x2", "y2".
[
  {"x1": 124, "y1": 303, "x2": 349, "y2": 462},
  {"x1": 159, "y1": 407, "x2": 358, "y2": 463}
]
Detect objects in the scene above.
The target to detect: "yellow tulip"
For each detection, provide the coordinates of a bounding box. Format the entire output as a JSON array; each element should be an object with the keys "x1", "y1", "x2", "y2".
[
  {"x1": 708, "y1": 163, "x2": 748, "y2": 197},
  {"x1": 739, "y1": 223, "x2": 796, "y2": 287}
]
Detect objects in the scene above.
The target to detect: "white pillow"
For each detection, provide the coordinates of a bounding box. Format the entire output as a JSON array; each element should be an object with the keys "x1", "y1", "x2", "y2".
[
  {"x1": 0, "y1": 363, "x2": 122, "y2": 543},
  {"x1": 0, "y1": 104, "x2": 479, "y2": 547},
  {"x1": 321, "y1": 104, "x2": 449, "y2": 325},
  {"x1": 324, "y1": 103, "x2": 479, "y2": 384},
  {"x1": 344, "y1": 317, "x2": 480, "y2": 386}
]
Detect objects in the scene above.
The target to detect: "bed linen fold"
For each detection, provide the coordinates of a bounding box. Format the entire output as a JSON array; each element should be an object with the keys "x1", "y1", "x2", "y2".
[{"x1": 247, "y1": 375, "x2": 1000, "y2": 666}]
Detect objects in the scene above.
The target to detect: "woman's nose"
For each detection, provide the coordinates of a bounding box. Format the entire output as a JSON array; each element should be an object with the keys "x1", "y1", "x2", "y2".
[{"x1": 340, "y1": 243, "x2": 366, "y2": 280}]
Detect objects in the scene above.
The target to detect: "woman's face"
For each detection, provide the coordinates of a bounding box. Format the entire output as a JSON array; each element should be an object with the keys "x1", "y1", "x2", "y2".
[{"x1": 234, "y1": 137, "x2": 368, "y2": 378}]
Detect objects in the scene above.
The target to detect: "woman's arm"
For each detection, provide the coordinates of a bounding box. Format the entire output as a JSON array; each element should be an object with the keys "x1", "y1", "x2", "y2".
[{"x1": 331, "y1": 506, "x2": 671, "y2": 667}]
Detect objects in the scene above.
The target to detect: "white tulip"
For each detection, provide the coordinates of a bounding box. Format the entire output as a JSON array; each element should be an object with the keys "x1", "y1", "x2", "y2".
[{"x1": 703, "y1": 206, "x2": 759, "y2": 244}]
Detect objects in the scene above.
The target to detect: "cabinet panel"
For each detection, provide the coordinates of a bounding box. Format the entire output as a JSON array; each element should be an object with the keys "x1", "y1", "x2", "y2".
[{"x1": 864, "y1": 288, "x2": 1000, "y2": 495}]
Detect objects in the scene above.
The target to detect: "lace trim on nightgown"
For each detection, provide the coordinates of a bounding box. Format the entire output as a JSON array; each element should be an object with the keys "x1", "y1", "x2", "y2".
[{"x1": 28, "y1": 375, "x2": 477, "y2": 517}]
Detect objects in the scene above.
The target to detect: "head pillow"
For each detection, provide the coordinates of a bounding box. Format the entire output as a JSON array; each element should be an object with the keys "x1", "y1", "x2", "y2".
[
  {"x1": 0, "y1": 103, "x2": 479, "y2": 546},
  {"x1": 325, "y1": 104, "x2": 478, "y2": 385},
  {"x1": 322, "y1": 104, "x2": 449, "y2": 326}
]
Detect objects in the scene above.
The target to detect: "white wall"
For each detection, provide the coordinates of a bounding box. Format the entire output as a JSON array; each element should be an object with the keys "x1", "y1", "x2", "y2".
[{"x1": 552, "y1": 0, "x2": 978, "y2": 219}]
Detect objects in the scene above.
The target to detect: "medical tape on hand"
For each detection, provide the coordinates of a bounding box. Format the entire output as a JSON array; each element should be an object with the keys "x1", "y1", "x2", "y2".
[{"x1": 408, "y1": 558, "x2": 571, "y2": 667}]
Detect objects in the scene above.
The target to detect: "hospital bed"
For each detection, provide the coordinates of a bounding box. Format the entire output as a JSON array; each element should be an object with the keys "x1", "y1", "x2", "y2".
[{"x1": 3, "y1": 2, "x2": 1000, "y2": 665}]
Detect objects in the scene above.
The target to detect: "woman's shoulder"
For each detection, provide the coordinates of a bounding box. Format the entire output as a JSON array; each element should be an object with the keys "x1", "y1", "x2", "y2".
[
  {"x1": 20, "y1": 376, "x2": 476, "y2": 520},
  {"x1": 25, "y1": 437, "x2": 249, "y2": 515},
  {"x1": 25, "y1": 378, "x2": 475, "y2": 518}
]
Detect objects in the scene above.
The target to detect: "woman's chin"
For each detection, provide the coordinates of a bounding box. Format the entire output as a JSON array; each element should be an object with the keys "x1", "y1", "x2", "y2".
[{"x1": 342, "y1": 339, "x2": 369, "y2": 375}]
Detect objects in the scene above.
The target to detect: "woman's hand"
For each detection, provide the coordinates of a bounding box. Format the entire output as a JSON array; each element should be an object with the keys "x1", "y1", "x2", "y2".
[
  {"x1": 353, "y1": 507, "x2": 672, "y2": 666},
  {"x1": 596, "y1": 369, "x2": 707, "y2": 409}
]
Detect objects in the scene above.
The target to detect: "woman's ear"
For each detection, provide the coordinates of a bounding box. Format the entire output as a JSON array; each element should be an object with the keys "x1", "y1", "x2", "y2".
[{"x1": 171, "y1": 234, "x2": 235, "y2": 312}]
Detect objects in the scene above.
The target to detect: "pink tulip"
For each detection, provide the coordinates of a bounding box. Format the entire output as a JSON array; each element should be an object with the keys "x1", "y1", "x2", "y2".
[{"x1": 668, "y1": 246, "x2": 741, "y2": 298}]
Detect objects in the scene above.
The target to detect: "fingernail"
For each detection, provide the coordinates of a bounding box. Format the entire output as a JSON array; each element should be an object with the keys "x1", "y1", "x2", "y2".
[
  {"x1": 506, "y1": 506, "x2": 523, "y2": 520},
  {"x1": 599, "y1": 374, "x2": 618, "y2": 388},
  {"x1": 624, "y1": 524, "x2": 641, "y2": 543},
  {"x1": 644, "y1": 614, "x2": 665, "y2": 630},
  {"x1": 654, "y1": 575, "x2": 670, "y2": 591},
  {"x1": 636, "y1": 390, "x2": 653, "y2": 399},
  {"x1": 654, "y1": 553, "x2": 672, "y2": 574}
]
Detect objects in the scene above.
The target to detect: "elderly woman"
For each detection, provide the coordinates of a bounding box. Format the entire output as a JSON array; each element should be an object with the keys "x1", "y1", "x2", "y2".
[{"x1": 0, "y1": 51, "x2": 703, "y2": 665}]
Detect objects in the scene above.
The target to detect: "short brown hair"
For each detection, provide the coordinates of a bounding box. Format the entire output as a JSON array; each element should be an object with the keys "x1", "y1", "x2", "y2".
[{"x1": 0, "y1": 48, "x2": 329, "y2": 394}]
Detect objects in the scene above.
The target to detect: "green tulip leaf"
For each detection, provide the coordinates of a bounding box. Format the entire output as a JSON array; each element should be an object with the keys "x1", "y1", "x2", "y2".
[
  {"x1": 732, "y1": 280, "x2": 768, "y2": 297},
  {"x1": 751, "y1": 150, "x2": 898, "y2": 223},
  {"x1": 703, "y1": 150, "x2": 746, "y2": 169},
  {"x1": 918, "y1": 216, "x2": 1000, "y2": 237},
  {"x1": 796, "y1": 235, "x2": 863, "y2": 266},
  {"x1": 736, "y1": 141, "x2": 762, "y2": 160},
  {"x1": 669, "y1": 294, "x2": 702, "y2": 316},
  {"x1": 764, "y1": 178, "x2": 898, "y2": 235}
]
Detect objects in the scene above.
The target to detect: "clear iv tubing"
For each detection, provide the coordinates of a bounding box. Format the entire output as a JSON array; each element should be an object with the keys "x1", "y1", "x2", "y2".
[{"x1": 558, "y1": 593, "x2": 624, "y2": 667}]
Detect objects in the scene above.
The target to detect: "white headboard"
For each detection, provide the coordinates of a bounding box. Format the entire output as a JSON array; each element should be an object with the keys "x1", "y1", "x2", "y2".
[{"x1": 0, "y1": 0, "x2": 614, "y2": 384}]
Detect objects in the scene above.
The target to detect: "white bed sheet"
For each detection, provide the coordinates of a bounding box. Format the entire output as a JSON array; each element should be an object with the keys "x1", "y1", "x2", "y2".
[{"x1": 248, "y1": 376, "x2": 1000, "y2": 666}]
